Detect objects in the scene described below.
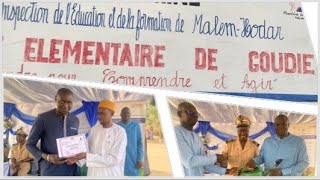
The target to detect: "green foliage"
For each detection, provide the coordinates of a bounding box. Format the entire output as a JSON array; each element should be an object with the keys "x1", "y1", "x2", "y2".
[{"x1": 146, "y1": 98, "x2": 163, "y2": 138}]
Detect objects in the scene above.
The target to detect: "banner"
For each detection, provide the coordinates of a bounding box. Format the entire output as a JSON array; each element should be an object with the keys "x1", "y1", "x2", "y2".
[{"x1": 2, "y1": 2, "x2": 317, "y2": 101}]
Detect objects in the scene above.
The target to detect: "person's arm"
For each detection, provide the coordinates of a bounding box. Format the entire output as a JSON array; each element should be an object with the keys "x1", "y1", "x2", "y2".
[
  {"x1": 10, "y1": 158, "x2": 17, "y2": 169},
  {"x1": 10, "y1": 157, "x2": 17, "y2": 168},
  {"x1": 280, "y1": 140, "x2": 309, "y2": 176},
  {"x1": 8, "y1": 148, "x2": 18, "y2": 169},
  {"x1": 253, "y1": 141, "x2": 266, "y2": 166},
  {"x1": 204, "y1": 165, "x2": 226, "y2": 175},
  {"x1": 221, "y1": 143, "x2": 229, "y2": 161},
  {"x1": 75, "y1": 129, "x2": 90, "y2": 167},
  {"x1": 10, "y1": 158, "x2": 17, "y2": 165},
  {"x1": 15, "y1": 156, "x2": 34, "y2": 168},
  {"x1": 23, "y1": 149, "x2": 35, "y2": 162},
  {"x1": 86, "y1": 129, "x2": 127, "y2": 167},
  {"x1": 26, "y1": 116, "x2": 45, "y2": 162},
  {"x1": 137, "y1": 124, "x2": 144, "y2": 163},
  {"x1": 21, "y1": 156, "x2": 34, "y2": 162},
  {"x1": 19, "y1": 157, "x2": 34, "y2": 164},
  {"x1": 175, "y1": 128, "x2": 216, "y2": 169}
]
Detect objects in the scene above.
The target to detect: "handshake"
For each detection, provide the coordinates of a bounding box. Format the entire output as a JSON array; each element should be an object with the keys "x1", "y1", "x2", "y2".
[
  {"x1": 216, "y1": 154, "x2": 227, "y2": 167},
  {"x1": 215, "y1": 154, "x2": 238, "y2": 176}
]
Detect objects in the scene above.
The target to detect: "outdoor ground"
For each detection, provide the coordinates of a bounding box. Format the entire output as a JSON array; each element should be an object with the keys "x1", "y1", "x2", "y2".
[{"x1": 147, "y1": 137, "x2": 172, "y2": 176}]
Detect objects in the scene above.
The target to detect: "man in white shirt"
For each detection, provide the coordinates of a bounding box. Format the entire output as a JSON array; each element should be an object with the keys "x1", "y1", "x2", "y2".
[{"x1": 66, "y1": 100, "x2": 127, "y2": 176}]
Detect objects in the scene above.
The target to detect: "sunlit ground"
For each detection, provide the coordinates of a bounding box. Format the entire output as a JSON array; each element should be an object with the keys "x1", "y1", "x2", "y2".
[{"x1": 147, "y1": 137, "x2": 172, "y2": 176}]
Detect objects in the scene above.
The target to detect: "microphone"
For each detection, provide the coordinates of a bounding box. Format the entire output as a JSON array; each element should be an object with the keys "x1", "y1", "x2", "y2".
[
  {"x1": 274, "y1": 159, "x2": 283, "y2": 168},
  {"x1": 264, "y1": 159, "x2": 283, "y2": 176}
]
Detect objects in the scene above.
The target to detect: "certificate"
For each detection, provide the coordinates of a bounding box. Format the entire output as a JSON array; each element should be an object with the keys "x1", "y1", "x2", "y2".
[{"x1": 56, "y1": 134, "x2": 88, "y2": 158}]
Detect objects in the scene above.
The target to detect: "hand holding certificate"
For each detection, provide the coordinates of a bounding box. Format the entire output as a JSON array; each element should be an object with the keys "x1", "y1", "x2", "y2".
[
  {"x1": 56, "y1": 134, "x2": 88, "y2": 158},
  {"x1": 65, "y1": 152, "x2": 87, "y2": 165}
]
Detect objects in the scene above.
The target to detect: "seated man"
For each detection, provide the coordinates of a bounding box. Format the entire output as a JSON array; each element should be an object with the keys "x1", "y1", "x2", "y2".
[
  {"x1": 174, "y1": 102, "x2": 238, "y2": 176},
  {"x1": 246, "y1": 115, "x2": 309, "y2": 176},
  {"x1": 9, "y1": 128, "x2": 34, "y2": 176}
]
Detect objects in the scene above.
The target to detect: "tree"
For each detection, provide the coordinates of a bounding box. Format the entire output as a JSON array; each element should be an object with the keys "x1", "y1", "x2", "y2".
[{"x1": 146, "y1": 98, "x2": 163, "y2": 139}]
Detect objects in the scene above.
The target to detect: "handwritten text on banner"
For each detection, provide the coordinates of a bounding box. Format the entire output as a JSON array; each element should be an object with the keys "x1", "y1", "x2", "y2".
[{"x1": 2, "y1": 2, "x2": 317, "y2": 101}]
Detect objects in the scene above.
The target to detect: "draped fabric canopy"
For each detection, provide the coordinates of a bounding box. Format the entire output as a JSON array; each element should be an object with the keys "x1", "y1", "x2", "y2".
[
  {"x1": 168, "y1": 98, "x2": 316, "y2": 151},
  {"x1": 169, "y1": 98, "x2": 316, "y2": 125},
  {"x1": 4, "y1": 77, "x2": 152, "y2": 145},
  {"x1": 4, "y1": 78, "x2": 152, "y2": 104}
]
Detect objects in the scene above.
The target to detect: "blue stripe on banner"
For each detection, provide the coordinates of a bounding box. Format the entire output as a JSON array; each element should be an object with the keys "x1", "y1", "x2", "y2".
[
  {"x1": 113, "y1": 118, "x2": 145, "y2": 124},
  {"x1": 198, "y1": 92, "x2": 317, "y2": 102}
]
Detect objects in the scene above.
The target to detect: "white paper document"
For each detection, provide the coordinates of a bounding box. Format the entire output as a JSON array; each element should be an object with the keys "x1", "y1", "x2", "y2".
[{"x1": 56, "y1": 134, "x2": 88, "y2": 158}]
